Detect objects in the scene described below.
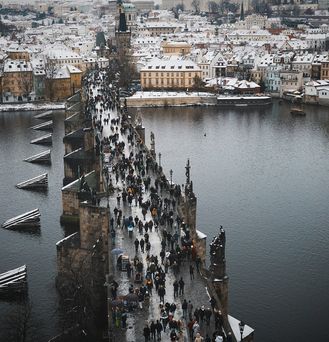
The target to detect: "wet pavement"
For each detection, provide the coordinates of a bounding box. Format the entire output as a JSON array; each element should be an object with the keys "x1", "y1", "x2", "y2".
[{"x1": 89, "y1": 72, "x2": 221, "y2": 342}]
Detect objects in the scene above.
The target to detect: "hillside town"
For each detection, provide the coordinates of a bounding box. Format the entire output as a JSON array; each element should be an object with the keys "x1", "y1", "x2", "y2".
[{"x1": 1, "y1": 0, "x2": 329, "y2": 105}]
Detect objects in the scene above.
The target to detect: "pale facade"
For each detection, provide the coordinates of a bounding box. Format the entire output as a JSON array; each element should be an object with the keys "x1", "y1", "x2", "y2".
[
  {"x1": 161, "y1": 41, "x2": 191, "y2": 56},
  {"x1": 140, "y1": 57, "x2": 202, "y2": 89}
]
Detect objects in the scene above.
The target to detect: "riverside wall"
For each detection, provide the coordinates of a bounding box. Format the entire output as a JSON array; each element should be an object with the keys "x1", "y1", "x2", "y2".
[{"x1": 126, "y1": 93, "x2": 217, "y2": 107}]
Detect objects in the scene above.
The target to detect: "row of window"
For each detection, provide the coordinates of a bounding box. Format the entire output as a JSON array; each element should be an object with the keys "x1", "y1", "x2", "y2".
[
  {"x1": 143, "y1": 79, "x2": 193, "y2": 86},
  {"x1": 143, "y1": 72, "x2": 197, "y2": 77}
]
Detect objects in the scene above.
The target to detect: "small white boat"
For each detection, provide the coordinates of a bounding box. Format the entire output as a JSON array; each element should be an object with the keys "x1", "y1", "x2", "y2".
[{"x1": 290, "y1": 107, "x2": 306, "y2": 115}]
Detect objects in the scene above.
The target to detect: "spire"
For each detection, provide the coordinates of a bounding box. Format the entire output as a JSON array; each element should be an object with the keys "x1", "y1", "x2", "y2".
[
  {"x1": 118, "y1": 12, "x2": 127, "y2": 32},
  {"x1": 240, "y1": 1, "x2": 245, "y2": 21}
]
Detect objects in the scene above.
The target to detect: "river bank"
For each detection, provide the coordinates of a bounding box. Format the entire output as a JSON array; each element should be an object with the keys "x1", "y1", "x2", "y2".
[{"x1": 0, "y1": 102, "x2": 65, "y2": 112}]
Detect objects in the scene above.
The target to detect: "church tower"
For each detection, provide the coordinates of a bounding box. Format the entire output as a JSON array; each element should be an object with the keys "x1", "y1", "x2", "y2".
[{"x1": 115, "y1": 0, "x2": 131, "y2": 56}]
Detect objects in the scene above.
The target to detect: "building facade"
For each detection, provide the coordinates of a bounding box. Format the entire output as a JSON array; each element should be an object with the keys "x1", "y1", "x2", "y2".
[{"x1": 140, "y1": 57, "x2": 202, "y2": 89}]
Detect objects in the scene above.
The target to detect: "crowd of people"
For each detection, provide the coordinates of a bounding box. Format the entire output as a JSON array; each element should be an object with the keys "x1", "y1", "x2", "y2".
[{"x1": 84, "y1": 70, "x2": 231, "y2": 342}]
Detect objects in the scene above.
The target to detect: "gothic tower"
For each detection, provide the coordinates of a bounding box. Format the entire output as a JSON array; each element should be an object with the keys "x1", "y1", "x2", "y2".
[{"x1": 115, "y1": 0, "x2": 131, "y2": 56}]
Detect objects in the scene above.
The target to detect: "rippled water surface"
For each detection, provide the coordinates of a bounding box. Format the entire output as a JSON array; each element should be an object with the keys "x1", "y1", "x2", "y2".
[
  {"x1": 0, "y1": 111, "x2": 65, "y2": 341},
  {"x1": 0, "y1": 102, "x2": 329, "y2": 342},
  {"x1": 139, "y1": 101, "x2": 329, "y2": 342}
]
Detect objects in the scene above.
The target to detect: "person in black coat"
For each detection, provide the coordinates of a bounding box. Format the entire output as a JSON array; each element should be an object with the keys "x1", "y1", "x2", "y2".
[{"x1": 143, "y1": 324, "x2": 151, "y2": 342}]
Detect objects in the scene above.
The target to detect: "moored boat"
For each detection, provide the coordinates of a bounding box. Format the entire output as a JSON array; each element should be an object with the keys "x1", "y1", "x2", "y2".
[{"x1": 290, "y1": 107, "x2": 306, "y2": 115}]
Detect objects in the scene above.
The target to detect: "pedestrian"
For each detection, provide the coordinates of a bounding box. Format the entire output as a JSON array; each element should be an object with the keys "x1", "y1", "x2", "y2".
[
  {"x1": 178, "y1": 277, "x2": 185, "y2": 295},
  {"x1": 204, "y1": 334, "x2": 211, "y2": 342},
  {"x1": 121, "y1": 311, "x2": 127, "y2": 329},
  {"x1": 205, "y1": 308, "x2": 212, "y2": 326},
  {"x1": 126, "y1": 262, "x2": 132, "y2": 278},
  {"x1": 226, "y1": 332, "x2": 233, "y2": 342},
  {"x1": 158, "y1": 285, "x2": 166, "y2": 303},
  {"x1": 170, "y1": 302, "x2": 176, "y2": 315},
  {"x1": 160, "y1": 309, "x2": 168, "y2": 332},
  {"x1": 170, "y1": 330, "x2": 177, "y2": 341},
  {"x1": 146, "y1": 241, "x2": 151, "y2": 254},
  {"x1": 173, "y1": 280, "x2": 179, "y2": 298},
  {"x1": 187, "y1": 300, "x2": 193, "y2": 320},
  {"x1": 160, "y1": 249, "x2": 165, "y2": 264},
  {"x1": 215, "y1": 334, "x2": 223, "y2": 342},
  {"x1": 155, "y1": 319, "x2": 163, "y2": 340},
  {"x1": 143, "y1": 323, "x2": 151, "y2": 342},
  {"x1": 199, "y1": 306, "x2": 205, "y2": 323},
  {"x1": 140, "y1": 238, "x2": 145, "y2": 253},
  {"x1": 188, "y1": 318, "x2": 195, "y2": 339},
  {"x1": 182, "y1": 299, "x2": 188, "y2": 320},
  {"x1": 194, "y1": 332, "x2": 203, "y2": 342},
  {"x1": 134, "y1": 238, "x2": 140, "y2": 253},
  {"x1": 150, "y1": 320, "x2": 156, "y2": 341},
  {"x1": 192, "y1": 321, "x2": 200, "y2": 340},
  {"x1": 189, "y1": 265, "x2": 194, "y2": 280},
  {"x1": 209, "y1": 296, "x2": 216, "y2": 311}
]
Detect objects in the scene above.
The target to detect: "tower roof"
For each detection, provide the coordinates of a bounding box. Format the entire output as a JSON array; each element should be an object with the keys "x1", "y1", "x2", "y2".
[{"x1": 118, "y1": 12, "x2": 128, "y2": 32}]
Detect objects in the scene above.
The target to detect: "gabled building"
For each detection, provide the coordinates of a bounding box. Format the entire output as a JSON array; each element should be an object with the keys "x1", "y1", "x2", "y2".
[
  {"x1": 2, "y1": 59, "x2": 33, "y2": 102},
  {"x1": 279, "y1": 70, "x2": 303, "y2": 97},
  {"x1": 140, "y1": 56, "x2": 202, "y2": 89}
]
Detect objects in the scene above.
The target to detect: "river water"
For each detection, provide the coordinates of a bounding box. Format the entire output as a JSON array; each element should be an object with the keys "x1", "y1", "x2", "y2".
[
  {"x1": 0, "y1": 102, "x2": 328, "y2": 342},
  {"x1": 0, "y1": 110, "x2": 65, "y2": 341},
  {"x1": 138, "y1": 100, "x2": 329, "y2": 342}
]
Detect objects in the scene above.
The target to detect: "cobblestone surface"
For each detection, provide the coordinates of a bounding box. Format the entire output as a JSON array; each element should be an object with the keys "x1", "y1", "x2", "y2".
[{"x1": 92, "y1": 75, "x2": 220, "y2": 342}]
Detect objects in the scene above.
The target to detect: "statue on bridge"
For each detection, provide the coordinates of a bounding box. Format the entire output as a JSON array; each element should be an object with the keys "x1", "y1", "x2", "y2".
[{"x1": 210, "y1": 226, "x2": 226, "y2": 265}]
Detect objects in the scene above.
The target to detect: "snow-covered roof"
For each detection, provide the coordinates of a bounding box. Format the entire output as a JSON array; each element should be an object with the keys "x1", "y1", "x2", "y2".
[
  {"x1": 141, "y1": 56, "x2": 201, "y2": 71},
  {"x1": 3, "y1": 59, "x2": 32, "y2": 73},
  {"x1": 66, "y1": 65, "x2": 82, "y2": 74}
]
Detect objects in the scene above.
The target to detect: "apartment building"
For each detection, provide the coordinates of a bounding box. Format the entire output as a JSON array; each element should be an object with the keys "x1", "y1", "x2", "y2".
[{"x1": 140, "y1": 57, "x2": 202, "y2": 89}]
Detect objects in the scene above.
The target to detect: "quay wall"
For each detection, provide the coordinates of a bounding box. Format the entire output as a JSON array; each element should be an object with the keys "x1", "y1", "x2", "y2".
[{"x1": 126, "y1": 94, "x2": 217, "y2": 107}]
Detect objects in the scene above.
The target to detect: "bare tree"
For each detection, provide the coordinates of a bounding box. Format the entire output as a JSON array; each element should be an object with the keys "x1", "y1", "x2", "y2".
[
  {"x1": 56, "y1": 246, "x2": 106, "y2": 340},
  {"x1": 45, "y1": 57, "x2": 58, "y2": 101},
  {"x1": 0, "y1": 300, "x2": 35, "y2": 342},
  {"x1": 192, "y1": 0, "x2": 201, "y2": 13}
]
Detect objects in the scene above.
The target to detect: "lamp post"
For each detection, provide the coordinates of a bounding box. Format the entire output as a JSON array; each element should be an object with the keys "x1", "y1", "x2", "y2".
[{"x1": 239, "y1": 320, "x2": 245, "y2": 341}]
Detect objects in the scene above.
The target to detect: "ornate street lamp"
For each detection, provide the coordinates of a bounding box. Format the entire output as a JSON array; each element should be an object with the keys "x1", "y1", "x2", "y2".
[{"x1": 239, "y1": 320, "x2": 245, "y2": 341}]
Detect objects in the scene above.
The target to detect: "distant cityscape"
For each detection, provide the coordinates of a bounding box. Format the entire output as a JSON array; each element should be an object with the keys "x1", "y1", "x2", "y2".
[{"x1": 0, "y1": 0, "x2": 329, "y2": 105}]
